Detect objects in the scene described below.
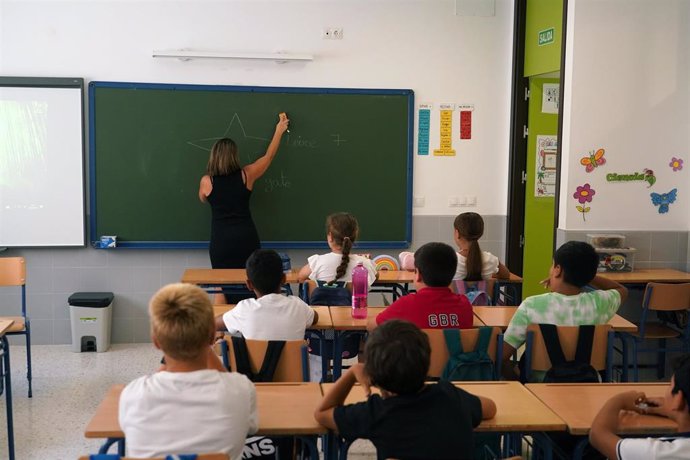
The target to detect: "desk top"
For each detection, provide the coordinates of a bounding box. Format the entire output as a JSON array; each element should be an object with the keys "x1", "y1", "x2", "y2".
[
  {"x1": 329, "y1": 307, "x2": 386, "y2": 330},
  {"x1": 472, "y1": 306, "x2": 638, "y2": 332},
  {"x1": 85, "y1": 382, "x2": 327, "y2": 439},
  {"x1": 375, "y1": 270, "x2": 523, "y2": 284},
  {"x1": 322, "y1": 381, "x2": 565, "y2": 432},
  {"x1": 182, "y1": 268, "x2": 301, "y2": 285},
  {"x1": 526, "y1": 383, "x2": 676, "y2": 435},
  {"x1": 213, "y1": 305, "x2": 333, "y2": 329},
  {"x1": 600, "y1": 269, "x2": 690, "y2": 284},
  {"x1": 0, "y1": 319, "x2": 14, "y2": 336}
]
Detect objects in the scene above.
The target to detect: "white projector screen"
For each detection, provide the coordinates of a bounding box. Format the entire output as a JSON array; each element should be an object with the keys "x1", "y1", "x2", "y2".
[{"x1": 0, "y1": 78, "x2": 85, "y2": 247}]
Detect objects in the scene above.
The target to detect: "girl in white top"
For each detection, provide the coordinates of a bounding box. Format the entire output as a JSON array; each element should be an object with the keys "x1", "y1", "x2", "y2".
[
  {"x1": 298, "y1": 212, "x2": 377, "y2": 286},
  {"x1": 453, "y1": 212, "x2": 510, "y2": 281}
]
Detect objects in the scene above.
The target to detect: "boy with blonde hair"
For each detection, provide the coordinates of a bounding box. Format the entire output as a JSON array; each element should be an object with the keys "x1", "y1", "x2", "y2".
[{"x1": 119, "y1": 283, "x2": 257, "y2": 459}]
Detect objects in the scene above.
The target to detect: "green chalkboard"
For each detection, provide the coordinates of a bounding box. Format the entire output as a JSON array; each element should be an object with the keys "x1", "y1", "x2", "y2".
[{"x1": 89, "y1": 82, "x2": 413, "y2": 248}]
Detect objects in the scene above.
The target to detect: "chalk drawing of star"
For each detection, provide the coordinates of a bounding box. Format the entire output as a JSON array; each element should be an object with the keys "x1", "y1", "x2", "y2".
[{"x1": 186, "y1": 113, "x2": 270, "y2": 151}]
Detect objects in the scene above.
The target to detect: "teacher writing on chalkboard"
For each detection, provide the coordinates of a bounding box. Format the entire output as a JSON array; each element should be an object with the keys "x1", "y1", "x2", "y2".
[{"x1": 198, "y1": 112, "x2": 290, "y2": 271}]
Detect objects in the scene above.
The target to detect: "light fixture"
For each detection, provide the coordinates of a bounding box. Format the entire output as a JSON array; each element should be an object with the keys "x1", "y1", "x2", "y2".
[{"x1": 152, "y1": 50, "x2": 313, "y2": 64}]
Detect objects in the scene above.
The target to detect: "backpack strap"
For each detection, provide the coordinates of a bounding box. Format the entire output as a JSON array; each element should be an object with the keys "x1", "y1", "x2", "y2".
[
  {"x1": 231, "y1": 335, "x2": 255, "y2": 380},
  {"x1": 255, "y1": 341, "x2": 286, "y2": 382},
  {"x1": 538, "y1": 324, "x2": 567, "y2": 366},
  {"x1": 475, "y1": 326, "x2": 493, "y2": 354},
  {"x1": 574, "y1": 325, "x2": 595, "y2": 365},
  {"x1": 443, "y1": 329, "x2": 464, "y2": 356},
  {"x1": 454, "y1": 281, "x2": 468, "y2": 295}
]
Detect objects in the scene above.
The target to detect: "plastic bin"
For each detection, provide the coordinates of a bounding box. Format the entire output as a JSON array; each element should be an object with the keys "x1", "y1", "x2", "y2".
[{"x1": 68, "y1": 292, "x2": 114, "y2": 353}]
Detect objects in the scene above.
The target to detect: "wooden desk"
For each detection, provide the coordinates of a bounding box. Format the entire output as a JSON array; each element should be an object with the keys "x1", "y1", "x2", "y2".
[
  {"x1": 473, "y1": 306, "x2": 638, "y2": 332},
  {"x1": 328, "y1": 306, "x2": 386, "y2": 330},
  {"x1": 526, "y1": 383, "x2": 675, "y2": 435},
  {"x1": 85, "y1": 382, "x2": 327, "y2": 442},
  {"x1": 322, "y1": 381, "x2": 565, "y2": 432},
  {"x1": 182, "y1": 268, "x2": 301, "y2": 285},
  {"x1": 213, "y1": 305, "x2": 333, "y2": 329},
  {"x1": 0, "y1": 320, "x2": 14, "y2": 335},
  {"x1": 0, "y1": 319, "x2": 15, "y2": 460},
  {"x1": 600, "y1": 268, "x2": 690, "y2": 284}
]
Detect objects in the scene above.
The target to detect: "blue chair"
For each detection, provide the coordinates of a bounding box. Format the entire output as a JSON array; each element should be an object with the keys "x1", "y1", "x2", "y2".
[
  {"x1": 81, "y1": 454, "x2": 229, "y2": 460},
  {"x1": 1, "y1": 322, "x2": 14, "y2": 460},
  {"x1": 621, "y1": 282, "x2": 690, "y2": 381},
  {"x1": 0, "y1": 257, "x2": 32, "y2": 397}
]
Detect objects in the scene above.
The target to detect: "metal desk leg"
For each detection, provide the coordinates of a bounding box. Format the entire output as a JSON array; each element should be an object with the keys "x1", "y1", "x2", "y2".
[
  {"x1": 2, "y1": 336, "x2": 14, "y2": 460},
  {"x1": 332, "y1": 332, "x2": 343, "y2": 380},
  {"x1": 98, "y1": 437, "x2": 125, "y2": 454},
  {"x1": 296, "y1": 435, "x2": 320, "y2": 460},
  {"x1": 573, "y1": 437, "x2": 589, "y2": 460}
]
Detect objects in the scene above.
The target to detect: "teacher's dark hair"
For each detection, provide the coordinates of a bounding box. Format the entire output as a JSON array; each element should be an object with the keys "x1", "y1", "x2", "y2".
[{"x1": 207, "y1": 138, "x2": 240, "y2": 176}]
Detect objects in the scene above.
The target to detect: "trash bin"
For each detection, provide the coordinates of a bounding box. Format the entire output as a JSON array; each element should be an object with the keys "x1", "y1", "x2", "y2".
[{"x1": 68, "y1": 292, "x2": 114, "y2": 353}]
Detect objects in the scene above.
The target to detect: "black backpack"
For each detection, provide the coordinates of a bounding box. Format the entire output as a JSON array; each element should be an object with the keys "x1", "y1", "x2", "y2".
[{"x1": 539, "y1": 324, "x2": 600, "y2": 383}]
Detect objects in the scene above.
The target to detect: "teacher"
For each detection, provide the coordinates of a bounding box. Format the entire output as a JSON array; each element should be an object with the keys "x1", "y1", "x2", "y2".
[{"x1": 198, "y1": 112, "x2": 290, "y2": 270}]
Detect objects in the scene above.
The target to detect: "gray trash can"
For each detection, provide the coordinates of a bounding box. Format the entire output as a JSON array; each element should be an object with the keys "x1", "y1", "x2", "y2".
[{"x1": 68, "y1": 292, "x2": 114, "y2": 352}]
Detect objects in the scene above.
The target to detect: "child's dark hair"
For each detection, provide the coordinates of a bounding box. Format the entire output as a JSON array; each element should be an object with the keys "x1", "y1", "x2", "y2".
[
  {"x1": 245, "y1": 249, "x2": 283, "y2": 295},
  {"x1": 414, "y1": 242, "x2": 457, "y2": 287},
  {"x1": 672, "y1": 354, "x2": 690, "y2": 413},
  {"x1": 553, "y1": 241, "x2": 599, "y2": 288},
  {"x1": 454, "y1": 212, "x2": 485, "y2": 281},
  {"x1": 326, "y1": 212, "x2": 359, "y2": 285},
  {"x1": 364, "y1": 320, "x2": 430, "y2": 395}
]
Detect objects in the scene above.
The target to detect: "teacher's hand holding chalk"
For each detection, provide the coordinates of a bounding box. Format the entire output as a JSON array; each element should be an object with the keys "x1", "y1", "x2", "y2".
[{"x1": 277, "y1": 112, "x2": 290, "y2": 134}]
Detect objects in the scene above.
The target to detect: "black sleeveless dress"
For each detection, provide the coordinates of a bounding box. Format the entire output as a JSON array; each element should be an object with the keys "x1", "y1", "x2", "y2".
[{"x1": 206, "y1": 171, "x2": 260, "y2": 268}]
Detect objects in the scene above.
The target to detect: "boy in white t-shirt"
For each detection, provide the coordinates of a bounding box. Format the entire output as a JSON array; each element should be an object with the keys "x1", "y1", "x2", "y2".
[
  {"x1": 590, "y1": 354, "x2": 690, "y2": 460},
  {"x1": 119, "y1": 283, "x2": 257, "y2": 459},
  {"x1": 216, "y1": 249, "x2": 317, "y2": 340}
]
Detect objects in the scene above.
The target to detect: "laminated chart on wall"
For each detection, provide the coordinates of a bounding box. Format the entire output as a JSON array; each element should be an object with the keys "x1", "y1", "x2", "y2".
[
  {"x1": 535, "y1": 135, "x2": 557, "y2": 197},
  {"x1": 433, "y1": 103, "x2": 456, "y2": 156},
  {"x1": 417, "y1": 103, "x2": 431, "y2": 155},
  {"x1": 459, "y1": 104, "x2": 474, "y2": 140}
]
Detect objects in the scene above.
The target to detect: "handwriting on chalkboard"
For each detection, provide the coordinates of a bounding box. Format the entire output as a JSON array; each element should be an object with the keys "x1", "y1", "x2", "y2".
[
  {"x1": 286, "y1": 134, "x2": 317, "y2": 149},
  {"x1": 330, "y1": 134, "x2": 347, "y2": 146},
  {"x1": 264, "y1": 171, "x2": 291, "y2": 193}
]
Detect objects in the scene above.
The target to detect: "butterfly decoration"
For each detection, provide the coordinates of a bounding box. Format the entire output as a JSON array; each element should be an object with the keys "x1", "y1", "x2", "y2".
[
  {"x1": 650, "y1": 188, "x2": 677, "y2": 214},
  {"x1": 580, "y1": 148, "x2": 606, "y2": 173}
]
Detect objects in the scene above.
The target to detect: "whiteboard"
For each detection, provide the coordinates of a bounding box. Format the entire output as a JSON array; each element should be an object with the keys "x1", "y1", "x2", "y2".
[{"x1": 0, "y1": 78, "x2": 85, "y2": 247}]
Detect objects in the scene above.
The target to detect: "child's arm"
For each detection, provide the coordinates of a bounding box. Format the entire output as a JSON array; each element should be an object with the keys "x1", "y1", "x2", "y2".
[
  {"x1": 214, "y1": 315, "x2": 228, "y2": 331},
  {"x1": 590, "y1": 391, "x2": 646, "y2": 459},
  {"x1": 589, "y1": 275, "x2": 628, "y2": 304},
  {"x1": 478, "y1": 395, "x2": 497, "y2": 419},
  {"x1": 501, "y1": 342, "x2": 520, "y2": 380},
  {"x1": 206, "y1": 347, "x2": 228, "y2": 372},
  {"x1": 244, "y1": 113, "x2": 289, "y2": 186},
  {"x1": 310, "y1": 309, "x2": 319, "y2": 327},
  {"x1": 494, "y1": 262, "x2": 511, "y2": 279},
  {"x1": 298, "y1": 263, "x2": 312, "y2": 282},
  {"x1": 314, "y1": 363, "x2": 370, "y2": 432}
]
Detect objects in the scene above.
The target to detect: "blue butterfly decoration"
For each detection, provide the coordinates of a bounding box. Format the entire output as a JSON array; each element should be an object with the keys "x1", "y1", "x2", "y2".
[{"x1": 650, "y1": 188, "x2": 677, "y2": 214}]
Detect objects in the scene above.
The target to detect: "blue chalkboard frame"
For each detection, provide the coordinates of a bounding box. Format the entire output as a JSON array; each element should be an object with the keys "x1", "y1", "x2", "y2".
[{"x1": 89, "y1": 81, "x2": 414, "y2": 249}]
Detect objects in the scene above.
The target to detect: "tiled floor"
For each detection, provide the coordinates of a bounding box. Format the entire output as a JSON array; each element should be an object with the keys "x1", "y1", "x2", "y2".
[{"x1": 0, "y1": 343, "x2": 376, "y2": 459}]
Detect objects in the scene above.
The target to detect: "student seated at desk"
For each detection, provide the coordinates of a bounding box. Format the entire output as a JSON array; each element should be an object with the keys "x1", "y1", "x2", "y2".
[
  {"x1": 590, "y1": 354, "x2": 690, "y2": 460},
  {"x1": 119, "y1": 283, "x2": 257, "y2": 459},
  {"x1": 501, "y1": 241, "x2": 628, "y2": 380},
  {"x1": 368, "y1": 242, "x2": 473, "y2": 331},
  {"x1": 215, "y1": 249, "x2": 317, "y2": 340},
  {"x1": 314, "y1": 320, "x2": 496, "y2": 460}
]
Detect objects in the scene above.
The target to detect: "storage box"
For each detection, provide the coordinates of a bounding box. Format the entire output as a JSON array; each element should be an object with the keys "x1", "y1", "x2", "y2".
[
  {"x1": 595, "y1": 248, "x2": 636, "y2": 272},
  {"x1": 587, "y1": 234, "x2": 626, "y2": 249}
]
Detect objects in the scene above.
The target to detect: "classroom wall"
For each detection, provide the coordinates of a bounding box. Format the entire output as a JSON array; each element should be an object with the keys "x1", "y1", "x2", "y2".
[
  {"x1": 558, "y1": 0, "x2": 690, "y2": 233},
  {"x1": 0, "y1": 1, "x2": 514, "y2": 344}
]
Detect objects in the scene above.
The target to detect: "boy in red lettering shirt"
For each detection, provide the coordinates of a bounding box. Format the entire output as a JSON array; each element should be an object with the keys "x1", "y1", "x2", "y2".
[{"x1": 368, "y1": 242, "x2": 473, "y2": 331}]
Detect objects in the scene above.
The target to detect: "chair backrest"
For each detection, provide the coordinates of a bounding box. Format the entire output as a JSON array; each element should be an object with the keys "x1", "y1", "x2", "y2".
[
  {"x1": 0, "y1": 257, "x2": 25, "y2": 287},
  {"x1": 643, "y1": 282, "x2": 690, "y2": 311},
  {"x1": 423, "y1": 327, "x2": 502, "y2": 379},
  {"x1": 307, "y1": 280, "x2": 352, "y2": 306},
  {"x1": 221, "y1": 336, "x2": 308, "y2": 382},
  {"x1": 525, "y1": 323, "x2": 612, "y2": 372},
  {"x1": 80, "y1": 454, "x2": 230, "y2": 460}
]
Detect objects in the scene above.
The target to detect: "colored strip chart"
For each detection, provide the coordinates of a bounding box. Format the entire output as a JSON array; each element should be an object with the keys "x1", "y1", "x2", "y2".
[
  {"x1": 433, "y1": 103, "x2": 456, "y2": 156},
  {"x1": 417, "y1": 104, "x2": 431, "y2": 155},
  {"x1": 459, "y1": 104, "x2": 473, "y2": 140}
]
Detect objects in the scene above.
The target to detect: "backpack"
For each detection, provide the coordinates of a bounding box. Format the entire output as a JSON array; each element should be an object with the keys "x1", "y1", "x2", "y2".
[
  {"x1": 441, "y1": 327, "x2": 496, "y2": 381},
  {"x1": 308, "y1": 281, "x2": 361, "y2": 360},
  {"x1": 454, "y1": 280, "x2": 490, "y2": 306},
  {"x1": 539, "y1": 324, "x2": 600, "y2": 383}
]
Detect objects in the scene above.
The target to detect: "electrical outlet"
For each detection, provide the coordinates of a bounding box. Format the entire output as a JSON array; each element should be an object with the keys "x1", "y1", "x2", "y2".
[
  {"x1": 322, "y1": 27, "x2": 344, "y2": 40},
  {"x1": 466, "y1": 195, "x2": 477, "y2": 206},
  {"x1": 448, "y1": 196, "x2": 459, "y2": 207}
]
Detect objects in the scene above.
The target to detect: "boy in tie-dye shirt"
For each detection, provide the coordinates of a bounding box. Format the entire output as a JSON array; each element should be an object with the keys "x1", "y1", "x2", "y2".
[{"x1": 502, "y1": 241, "x2": 628, "y2": 380}]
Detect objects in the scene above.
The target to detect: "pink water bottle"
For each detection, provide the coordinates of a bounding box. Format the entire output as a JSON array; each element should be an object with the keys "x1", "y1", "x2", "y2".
[{"x1": 351, "y1": 262, "x2": 368, "y2": 319}]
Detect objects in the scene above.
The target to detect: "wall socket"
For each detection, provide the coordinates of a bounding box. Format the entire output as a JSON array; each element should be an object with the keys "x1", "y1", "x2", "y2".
[{"x1": 322, "y1": 27, "x2": 344, "y2": 39}]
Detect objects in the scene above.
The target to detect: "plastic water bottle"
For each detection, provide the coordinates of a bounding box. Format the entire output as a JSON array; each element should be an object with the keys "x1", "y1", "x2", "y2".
[{"x1": 351, "y1": 262, "x2": 368, "y2": 319}]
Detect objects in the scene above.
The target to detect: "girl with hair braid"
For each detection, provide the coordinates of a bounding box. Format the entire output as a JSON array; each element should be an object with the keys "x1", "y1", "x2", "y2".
[
  {"x1": 453, "y1": 212, "x2": 510, "y2": 281},
  {"x1": 298, "y1": 212, "x2": 376, "y2": 287}
]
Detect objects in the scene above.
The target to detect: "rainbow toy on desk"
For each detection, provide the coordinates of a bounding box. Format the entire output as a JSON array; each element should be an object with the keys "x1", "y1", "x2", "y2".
[{"x1": 373, "y1": 254, "x2": 400, "y2": 272}]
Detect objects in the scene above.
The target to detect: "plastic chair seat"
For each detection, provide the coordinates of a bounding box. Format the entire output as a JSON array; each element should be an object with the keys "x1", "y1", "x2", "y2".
[
  {"x1": 0, "y1": 316, "x2": 26, "y2": 333},
  {"x1": 629, "y1": 322, "x2": 680, "y2": 339}
]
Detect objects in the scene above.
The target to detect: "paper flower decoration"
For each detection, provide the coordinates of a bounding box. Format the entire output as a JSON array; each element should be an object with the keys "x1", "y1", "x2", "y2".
[
  {"x1": 573, "y1": 183, "x2": 595, "y2": 221},
  {"x1": 669, "y1": 157, "x2": 683, "y2": 171}
]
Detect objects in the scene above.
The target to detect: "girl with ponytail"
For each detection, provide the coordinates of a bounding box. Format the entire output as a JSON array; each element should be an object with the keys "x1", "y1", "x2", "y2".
[
  {"x1": 453, "y1": 212, "x2": 510, "y2": 281},
  {"x1": 298, "y1": 212, "x2": 376, "y2": 286}
]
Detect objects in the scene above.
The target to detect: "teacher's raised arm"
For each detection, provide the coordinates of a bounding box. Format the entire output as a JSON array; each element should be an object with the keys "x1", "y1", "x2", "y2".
[{"x1": 243, "y1": 112, "x2": 290, "y2": 190}]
